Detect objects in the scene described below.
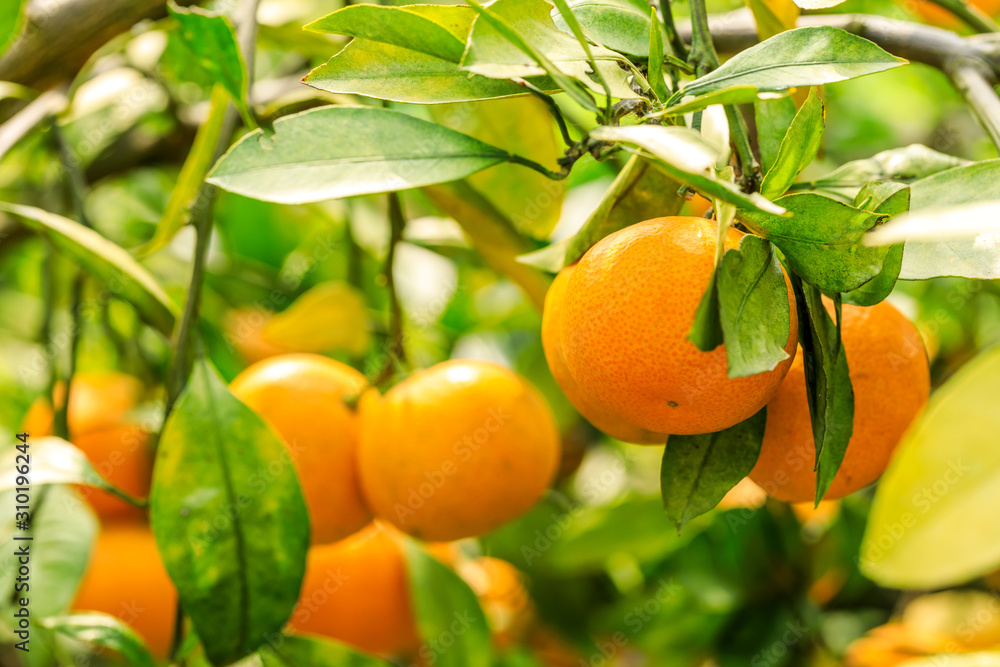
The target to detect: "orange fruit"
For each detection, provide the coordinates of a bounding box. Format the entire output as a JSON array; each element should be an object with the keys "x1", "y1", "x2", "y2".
[
  {"x1": 21, "y1": 371, "x2": 144, "y2": 437},
  {"x1": 225, "y1": 308, "x2": 294, "y2": 363},
  {"x1": 911, "y1": 0, "x2": 1000, "y2": 27},
  {"x1": 682, "y1": 193, "x2": 712, "y2": 218},
  {"x1": 560, "y1": 217, "x2": 798, "y2": 435},
  {"x1": 287, "y1": 522, "x2": 419, "y2": 656},
  {"x1": 457, "y1": 557, "x2": 533, "y2": 649},
  {"x1": 358, "y1": 359, "x2": 560, "y2": 542},
  {"x1": 230, "y1": 354, "x2": 371, "y2": 544},
  {"x1": 543, "y1": 265, "x2": 668, "y2": 444},
  {"x1": 73, "y1": 523, "x2": 177, "y2": 658},
  {"x1": 749, "y1": 300, "x2": 929, "y2": 502}
]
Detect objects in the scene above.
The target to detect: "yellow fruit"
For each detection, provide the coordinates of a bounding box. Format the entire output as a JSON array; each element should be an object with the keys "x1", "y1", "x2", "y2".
[
  {"x1": 543, "y1": 265, "x2": 668, "y2": 444},
  {"x1": 560, "y1": 217, "x2": 798, "y2": 435},
  {"x1": 73, "y1": 523, "x2": 177, "y2": 658},
  {"x1": 358, "y1": 359, "x2": 560, "y2": 541},
  {"x1": 750, "y1": 300, "x2": 929, "y2": 502},
  {"x1": 230, "y1": 354, "x2": 372, "y2": 545},
  {"x1": 286, "y1": 522, "x2": 419, "y2": 656}
]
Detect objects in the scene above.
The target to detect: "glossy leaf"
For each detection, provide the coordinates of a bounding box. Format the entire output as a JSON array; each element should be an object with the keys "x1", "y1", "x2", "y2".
[
  {"x1": 0, "y1": 202, "x2": 178, "y2": 336},
  {"x1": 43, "y1": 613, "x2": 156, "y2": 667},
  {"x1": 894, "y1": 160, "x2": 1000, "y2": 280},
  {"x1": 430, "y1": 97, "x2": 565, "y2": 238},
  {"x1": 811, "y1": 144, "x2": 970, "y2": 189},
  {"x1": 590, "y1": 125, "x2": 786, "y2": 215},
  {"x1": 0, "y1": 0, "x2": 25, "y2": 54},
  {"x1": 739, "y1": 193, "x2": 891, "y2": 292},
  {"x1": 207, "y1": 106, "x2": 510, "y2": 204},
  {"x1": 517, "y1": 155, "x2": 683, "y2": 270},
  {"x1": 746, "y1": 0, "x2": 799, "y2": 39},
  {"x1": 759, "y1": 88, "x2": 824, "y2": 199},
  {"x1": 304, "y1": 40, "x2": 534, "y2": 104},
  {"x1": 661, "y1": 408, "x2": 768, "y2": 530},
  {"x1": 755, "y1": 96, "x2": 798, "y2": 175},
  {"x1": 661, "y1": 86, "x2": 791, "y2": 116},
  {"x1": 843, "y1": 182, "x2": 909, "y2": 306},
  {"x1": 718, "y1": 236, "x2": 791, "y2": 378},
  {"x1": 262, "y1": 281, "x2": 370, "y2": 355},
  {"x1": 551, "y1": 0, "x2": 659, "y2": 57},
  {"x1": 647, "y1": 8, "x2": 669, "y2": 101},
  {"x1": 404, "y1": 539, "x2": 492, "y2": 667},
  {"x1": 0, "y1": 436, "x2": 145, "y2": 507},
  {"x1": 258, "y1": 634, "x2": 390, "y2": 666},
  {"x1": 168, "y1": 2, "x2": 254, "y2": 128},
  {"x1": 305, "y1": 4, "x2": 475, "y2": 61},
  {"x1": 791, "y1": 279, "x2": 854, "y2": 505},
  {"x1": 667, "y1": 27, "x2": 906, "y2": 106},
  {"x1": 861, "y1": 345, "x2": 1000, "y2": 589},
  {"x1": 150, "y1": 358, "x2": 309, "y2": 666}
]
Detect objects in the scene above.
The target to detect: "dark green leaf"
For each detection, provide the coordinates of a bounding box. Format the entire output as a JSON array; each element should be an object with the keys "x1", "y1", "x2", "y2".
[
  {"x1": 648, "y1": 8, "x2": 669, "y2": 102},
  {"x1": 843, "y1": 182, "x2": 909, "y2": 305},
  {"x1": 304, "y1": 40, "x2": 535, "y2": 104},
  {"x1": 168, "y1": 2, "x2": 254, "y2": 128},
  {"x1": 0, "y1": 0, "x2": 25, "y2": 55},
  {"x1": 551, "y1": 0, "x2": 659, "y2": 57},
  {"x1": 661, "y1": 408, "x2": 768, "y2": 530},
  {"x1": 0, "y1": 202, "x2": 178, "y2": 336},
  {"x1": 404, "y1": 539, "x2": 492, "y2": 667},
  {"x1": 259, "y1": 634, "x2": 390, "y2": 666},
  {"x1": 790, "y1": 278, "x2": 854, "y2": 505},
  {"x1": 718, "y1": 236, "x2": 791, "y2": 377},
  {"x1": 150, "y1": 359, "x2": 309, "y2": 666},
  {"x1": 305, "y1": 4, "x2": 474, "y2": 61},
  {"x1": 0, "y1": 437, "x2": 145, "y2": 507},
  {"x1": 760, "y1": 88, "x2": 824, "y2": 199},
  {"x1": 43, "y1": 613, "x2": 157, "y2": 667},
  {"x1": 755, "y1": 95, "x2": 797, "y2": 175},
  {"x1": 207, "y1": 106, "x2": 511, "y2": 204},
  {"x1": 739, "y1": 193, "x2": 890, "y2": 292},
  {"x1": 668, "y1": 27, "x2": 906, "y2": 106},
  {"x1": 688, "y1": 271, "x2": 723, "y2": 352}
]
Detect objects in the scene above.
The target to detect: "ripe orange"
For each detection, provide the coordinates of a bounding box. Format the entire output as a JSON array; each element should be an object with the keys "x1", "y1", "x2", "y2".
[
  {"x1": 457, "y1": 557, "x2": 533, "y2": 649},
  {"x1": 749, "y1": 300, "x2": 930, "y2": 502},
  {"x1": 560, "y1": 217, "x2": 798, "y2": 435},
  {"x1": 21, "y1": 372, "x2": 152, "y2": 519},
  {"x1": 286, "y1": 522, "x2": 419, "y2": 656},
  {"x1": 230, "y1": 354, "x2": 371, "y2": 545},
  {"x1": 682, "y1": 193, "x2": 712, "y2": 218},
  {"x1": 911, "y1": 0, "x2": 1000, "y2": 27},
  {"x1": 225, "y1": 307, "x2": 294, "y2": 363},
  {"x1": 358, "y1": 359, "x2": 560, "y2": 542},
  {"x1": 543, "y1": 265, "x2": 668, "y2": 444},
  {"x1": 73, "y1": 523, "x2": 177, "y2": 658}
]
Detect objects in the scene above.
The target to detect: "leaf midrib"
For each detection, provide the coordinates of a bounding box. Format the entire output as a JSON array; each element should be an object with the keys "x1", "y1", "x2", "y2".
[
  {"x1": 214, "y1": 152, "x2": 510, "y2": 178},
  {"x1": 683, "y1": 59, "x2": 890, "y2": 97}
]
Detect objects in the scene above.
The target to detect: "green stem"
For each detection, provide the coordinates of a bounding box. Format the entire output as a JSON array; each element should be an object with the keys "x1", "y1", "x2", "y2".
[
  {"x1": 522, "y1": 81, "x2": 575, "y2": 146},
  {"x1": 660, "y1": 0, "x2": 689, "y2": 63},
  {"x1": 373, "y1": 192, "x2": 407, "y2": 387},
  {"x1": 508, "y1": 153, "x2": 572, "y2": 180},
  {"x1": 725, "y1": 106, "x2": 762, "y2": 192}
]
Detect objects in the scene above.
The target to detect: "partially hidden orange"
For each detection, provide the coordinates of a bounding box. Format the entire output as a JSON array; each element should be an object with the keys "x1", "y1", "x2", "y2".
[
  {"x1": 749, "y1": 300, "x2": 930, "y2": 502},
  {"x1": 457, "y1": 556, "x2": 534, "y2": 649},
  {"x1": 358, "y1": 359, "x2": 560, "y2": 542},
  {"x1": 560, "y1": 217, "x2": 798, "y2": 436},
  {"x1": 230, "y1": 354, "x2": 371, "y2": 544}
]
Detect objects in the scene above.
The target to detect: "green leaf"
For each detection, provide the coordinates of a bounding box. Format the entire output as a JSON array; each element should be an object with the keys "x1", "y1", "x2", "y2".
[
  {"x1": 0, "y1": 485, "x2": 97, "y2": 619},
  {"x1": 843, "y1": 181, "x2": 909, "y2": 306},
  {"x1": 739, "y1": 193, "x2": 890, "y2": 292},
  {"x1": 0, "y1": 437, "x2": 145, "y2": 507},
  {"x1": 667, "y1": 27, "x2": 906, "y2": 106},
  {"x1": 647, "y1": 8, "x2": 669, "y2": 102},
  {"x1": 759, "y1": 88, "x2": 824, "y2": 199},
  {"x1": 589, "y1": 125, "x2": 786, "y2": 216},
  {"x1": 861, "y1": 345, "x2": 1000, "y2": 589},
  {"x1": 717, "y1": 236, "x2": 791, "y2": 377},
  {"x1": 430, "y1": 97, "x2": 565, "y2": 238},
  {"x1": 551, "y1": 0, "x2": 659, "y2": 57},
  {"x1": 688, "y1": 270, "x2": 723, "y2": 352},
  {"x1": 404, "y1": 539, "x2": 492, "y2": 667},
  {"x1": 42, "y1": 613, "x2": 157, "y2": 667},
  {"x1": 304, "y1": 40, "x2": 537, "y2": 105},
  {"x1": 207, "y1": 106, "x2": 511, "y2": 204},
  {"x1": 811, "y1": 144, "x2": 970, "y2": 189},
  {"x1": 0, "y1": 202, "x2": 178, "y2": 336},
  {"x1": 517, "y1": 155, "x2": 682, "y2": 270},
  {"x1": 150, "y1": 359, "x2": 309, "y2": 666},
  {"x1": 0, "y1": 0, "x2": 25, "y2": 55},
  {"x1": 790, "y1": 279, "x2": 854, "y2": 505},
  {"x1": 305, "y1": 4, "x2": 475, "y2": 62},
  {"x1": 168, "y1": 2, "x2": 255, "y2": 129},
  {"x1": 755, "y1": 96, "x2": 798, "y2": 175},
  {"x1": 895, "y1": 160, "x2": 1000, "y2": 280},
  {"x1": 258, "y1": 634, "x2": 391, "y2": 666},
  {"x1": 138, "y1": 85, "x2": 230, "y2": 257},
  {"x1": 661, "y1": 408, "x2": 768, "y2": 530},
  {"x1": 660, "y1": 87, "x2": 792, "y2": 116}
]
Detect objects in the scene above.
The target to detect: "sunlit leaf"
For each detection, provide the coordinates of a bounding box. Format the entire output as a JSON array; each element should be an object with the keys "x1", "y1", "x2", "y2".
[
  {"x1": 551, "y1": 0, "x2": 660, "y2": 57},
  {"x1": 43, "y1": 613, "x2": 156, "y2": 667},
  {"x1": 755, "y1": 96, "x2": 798, "y2": 175},
  {"x1": 759, "y1": 88, "x2": 824, "y2": 199}
]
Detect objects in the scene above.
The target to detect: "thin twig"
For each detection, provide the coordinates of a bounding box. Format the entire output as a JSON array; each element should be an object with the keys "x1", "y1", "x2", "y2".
[
  {"x1": 521, "y1": 80, "x2": 575, "y2": 146},
  {"x1": 373, "y1": 192, "x2": 407, "y2": 387},
  {"x1": 947, "y1": 61, "x2": 1000, "y2": 153}
]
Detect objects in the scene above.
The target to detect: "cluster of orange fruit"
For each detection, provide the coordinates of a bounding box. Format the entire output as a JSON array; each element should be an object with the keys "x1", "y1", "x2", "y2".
[
  {"x1": 542, "y1": 216, "x2": 931, "y2": 502},
  {"x1": 26, "y1": 354, "x2": 562, "y2": 659}
]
